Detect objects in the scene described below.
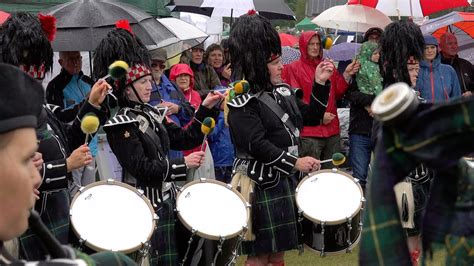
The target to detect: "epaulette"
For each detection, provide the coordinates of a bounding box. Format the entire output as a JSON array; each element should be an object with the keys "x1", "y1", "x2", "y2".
[
  {"x1": 103, "y1": 108, "x2": 138, "y2": 128},
  {"x1": 45, "y1": 103, "x2": 61, "y2": 113},
  {"x1": 227, "y1": 93, "x2": 255, "y2": 108}
]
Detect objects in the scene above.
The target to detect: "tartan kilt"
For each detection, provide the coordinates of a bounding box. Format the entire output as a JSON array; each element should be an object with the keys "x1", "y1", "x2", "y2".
[
  {"x1": 19, "y1": 189, "x2": 70, "y2": 261},
  {"x1": 150, "y1": 195, "x2": 179, "y2": 266},
  {"x1": 241, "y1": 177, "x2": 299, "y2": 256},
  {"x1": 445, "y1": 234, "x2": 474, "y2": 266}
]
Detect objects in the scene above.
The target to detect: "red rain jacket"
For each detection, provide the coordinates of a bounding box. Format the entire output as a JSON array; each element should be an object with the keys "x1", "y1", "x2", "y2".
[{"x1": 282, "y1": 31, "x2": 349, "y2": 138}]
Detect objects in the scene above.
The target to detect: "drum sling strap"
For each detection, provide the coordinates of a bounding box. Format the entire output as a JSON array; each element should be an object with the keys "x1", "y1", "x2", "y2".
[{"x1": 257, "y1": 92, "x2": 299, "y2": 138}]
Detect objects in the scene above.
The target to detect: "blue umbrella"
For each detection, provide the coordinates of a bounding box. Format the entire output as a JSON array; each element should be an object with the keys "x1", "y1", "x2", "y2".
[{"x1": 324, "y1": 42, "x2": 361, "y2": 61}]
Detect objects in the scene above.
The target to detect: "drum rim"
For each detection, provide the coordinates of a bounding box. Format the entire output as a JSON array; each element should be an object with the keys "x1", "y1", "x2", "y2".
[
  {"x1": 69, "y1": 179, "x2": 156, "y2": 253},
  {"x1": 295, "y1": 169, "x2": 363, "y2": 225},
  {"x1": 303, "y1": 230, "x2": 361, "y2": 255},
  {"x1": 175, "y1": 178, "x2": 250, "y2": 240}
]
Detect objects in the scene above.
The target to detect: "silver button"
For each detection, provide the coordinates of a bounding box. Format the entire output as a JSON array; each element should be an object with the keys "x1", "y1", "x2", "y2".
[
  {"x1": 171, "y1": 174, "x2": 176, "y2": 180},
  {"x1": 282, "y1": 159, "x2": 286, "y2": 163},
  {"x1": 47, "y1": 164, "x2": 53, "y2": 169},
  {"x1": 250, "y1": 170, "x2": 255, "y2": 174},
  {"x1": 258, "y1": 177, "x2": 263, "y2": 181},
  {"x1": 172, "y1": 164, "x2": 177, "y2": 169}
]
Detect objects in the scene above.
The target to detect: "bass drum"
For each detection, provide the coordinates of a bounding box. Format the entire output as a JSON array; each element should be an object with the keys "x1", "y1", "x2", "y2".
[{"x1": 296, "y1": 169, "x2": 364, "y2": 255}]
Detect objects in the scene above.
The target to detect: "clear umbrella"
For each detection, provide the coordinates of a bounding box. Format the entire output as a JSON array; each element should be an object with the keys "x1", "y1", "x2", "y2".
[
  {"x1": 312, "y1": 4, "x2": 391, "y2": 33},
  {"x1": 150, "y1": 17, "x2": 209, "y2": 60}
]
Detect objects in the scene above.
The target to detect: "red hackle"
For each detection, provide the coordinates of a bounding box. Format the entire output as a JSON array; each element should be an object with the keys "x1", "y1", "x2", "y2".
[
  {"x1": 116, "y1": 19, "x2": 133, "y2": 34},
  {"x1": 247, "y1": 9, "x2": 257, "y2": 16},
  {"x1": 38, "y1": 14, "x2": 57, "y2": 42}
]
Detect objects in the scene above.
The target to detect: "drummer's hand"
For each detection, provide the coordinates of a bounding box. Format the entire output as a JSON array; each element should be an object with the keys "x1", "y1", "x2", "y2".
[
  {"x1": 202, "y1": 91, "x2": 224, "y2": 109},
  {"x1": 463, "y1": 91, "x2": 473, "y2": 97},
  {"x1": 66, "y1": 145, "x2": 92, "y2": 172},
  {"x1": 295, "y1": 156, "x2": 320, "y2": 173},
  {"x1": 185, "y1": 151, "x2": 205, "y2": 169},
  {"x1": 88, "y1": 79, "x2": 111, "y2": 107}
]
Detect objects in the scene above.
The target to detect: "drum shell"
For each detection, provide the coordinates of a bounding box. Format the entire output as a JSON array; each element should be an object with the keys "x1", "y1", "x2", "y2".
[{"x1": 302, "y1": 211, "x2": 361, "y2": 254}]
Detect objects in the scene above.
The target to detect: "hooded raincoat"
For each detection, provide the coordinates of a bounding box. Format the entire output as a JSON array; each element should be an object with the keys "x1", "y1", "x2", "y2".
[{"x1": 282, "y1": 31, "x2": 348, "y2": 138}]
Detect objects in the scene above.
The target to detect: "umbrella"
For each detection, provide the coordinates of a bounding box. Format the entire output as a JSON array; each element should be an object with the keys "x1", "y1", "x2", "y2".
[
  {"x1": 420, "y1": 11, "x2": 474, "y2": 63},
  {"x1": 296, "y1": 17, "x2": 320, "y2": 32},
  {"x1": 169, "y1": 0, "x2": 296, "y2": 20},
  {"x1": 46, "y1": 0, "x2": 179, "y2": 51},
  {"x1": 312, "y1": 4, "x2": 391, "y2": 33},
  {"x1": 324, "y1": 42, "x2": 361, "y2": 61},
  {"x1": 152, "y1": 17, "x2": 208, "y2": 59},
  {"x1": 0, "y1": 10, "x2": 9, "y2": 24},
  {"x1": 279, "y1": 33, "x2": 298, "y2": 47},
  {"x1": 333, "y1": 33, "x2": 364, "y2": 45},
  {"x1": 281, "y1": 46, "x2": 300, "y2": 65},
  {"x1": 348, "y1": 0, "x2": 469, "y2": 18}
]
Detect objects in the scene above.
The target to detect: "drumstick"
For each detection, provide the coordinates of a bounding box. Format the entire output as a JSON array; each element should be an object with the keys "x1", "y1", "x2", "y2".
[
  {"x1": 80, "y1": 113, "x2": 100, "y2": 144},
  {"x1": 100, "y1": 60, "x2": 129, "y2": 100},
  {"x1": 211, "y1": 80, "x2": 250, "y2": 94},
  {"x1": 320, "y1": 152, "x2": 346, "y2": 166},
  {"x1": 200, "y1": 117, "x2": 216, "y2": 152}
]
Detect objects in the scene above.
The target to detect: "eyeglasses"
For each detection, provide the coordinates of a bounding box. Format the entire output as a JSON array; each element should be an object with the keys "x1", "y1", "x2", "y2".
[{"x1": 151, "y1": 62, "x2": 166, "y2": 69}]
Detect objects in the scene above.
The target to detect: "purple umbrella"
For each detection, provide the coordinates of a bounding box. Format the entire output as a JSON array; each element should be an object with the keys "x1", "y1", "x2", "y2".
[{"x1": 324, "y1": 42, "x2": 362, "y2": 61}]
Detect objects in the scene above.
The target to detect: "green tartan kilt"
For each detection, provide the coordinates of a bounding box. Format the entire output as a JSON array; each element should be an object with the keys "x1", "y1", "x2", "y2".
[
  {"x1": 241, "y1": 177, "x2": 299, "y2": 256},
  {"x1": 150, "y1": 196, "x2": 179, "y2": 266},
  {"x1": 19, "y1": 189, "x2": 70, "y2": 261},
  {"x1": 445, "y1": 234, "x2": 474, "y2": 266}
]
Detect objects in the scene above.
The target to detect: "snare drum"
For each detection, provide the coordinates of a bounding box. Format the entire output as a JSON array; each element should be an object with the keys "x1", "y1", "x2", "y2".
[
  {"x1": 295, "y1": 169, "x2": 364, "y2": 255},
  {"x1": 70, "y1": 180, "x2": 157, "y2": 254},
  {"x1": 176, "y1": 179, "x2": 250, "y2": 240}
]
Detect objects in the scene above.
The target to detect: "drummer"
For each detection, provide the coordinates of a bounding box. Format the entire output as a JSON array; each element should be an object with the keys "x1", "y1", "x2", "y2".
[
  {"x1": 226, "y1": 11, "x2": 331, "y2": 266},
  {"x1": 93, "y1": 24, "x2": 223, "y2": 265},
  {"x1": 0, "y1": 12, "x2": 110, "y2": 261}
]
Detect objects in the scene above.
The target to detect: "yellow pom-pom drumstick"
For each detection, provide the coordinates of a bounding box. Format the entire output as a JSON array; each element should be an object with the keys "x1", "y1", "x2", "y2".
[
  {"x1": 81, "y1": 113, "x2": 100, "y2": 144},
  {"x1": 320, "y1": 152, "x2": 346, "y2": 167},
  {"x1": 101, "y1": 60, "x2": 129, "y2": 80},
  {"x1": 200, "y1": 117, "x2": 215, "y2": 151}
]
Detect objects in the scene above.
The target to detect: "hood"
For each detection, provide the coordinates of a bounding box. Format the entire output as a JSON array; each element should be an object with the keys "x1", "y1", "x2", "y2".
[
  {"x1": 299, "y1": 31, "x2": 323, "y2": 66},
  {"x1": 169, "y1": 63, "x2": 195, "y2": 91}
]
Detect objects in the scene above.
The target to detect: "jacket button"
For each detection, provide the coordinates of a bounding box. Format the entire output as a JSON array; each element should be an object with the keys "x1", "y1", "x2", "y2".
[
  {"x1": 258, "y1": 177, "x2": 263, "y2": 181},
  {"x1": 47, "y1": 164, "x2": 53, "y2": 169},
  {"x1": 172, "y1": 164, "x2": 177, "y2": 169},
  {"x1": 250, "y1": 170, "x2": 255, "y2": 174},
  {"x1": 171, "y1": 174, "x2": 176, "y2": 179}
]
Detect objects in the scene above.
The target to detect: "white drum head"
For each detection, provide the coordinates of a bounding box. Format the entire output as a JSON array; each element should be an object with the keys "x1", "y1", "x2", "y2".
[
  {"x1": 296, "y1": 170, "x2": 362, "y2": 224},
  {"x1": 176, "y1": 179, "x2": 249, "y2": 239},
  {"x1": 70, "y1": 181, "x2": 155, "y2": 253}
]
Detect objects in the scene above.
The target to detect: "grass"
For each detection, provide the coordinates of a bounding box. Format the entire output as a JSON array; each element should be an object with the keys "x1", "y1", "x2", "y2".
[{"x1": 235, "y1": 244, "x2": 448, "y2": 265}]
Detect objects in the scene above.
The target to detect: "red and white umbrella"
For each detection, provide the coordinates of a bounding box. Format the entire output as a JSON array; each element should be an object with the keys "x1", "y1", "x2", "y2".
[
  {"x1": 0, "y1": 10, "x2": 10, "y2": 24},
  {"x1": 348, "y1": 0, "x2": 470, "y2": 18}
]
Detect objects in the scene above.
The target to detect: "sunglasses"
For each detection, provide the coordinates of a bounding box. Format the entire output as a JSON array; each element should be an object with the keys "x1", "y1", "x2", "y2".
[{"x1": 151, "y1": 62, "x2": 166, "y2": 69}]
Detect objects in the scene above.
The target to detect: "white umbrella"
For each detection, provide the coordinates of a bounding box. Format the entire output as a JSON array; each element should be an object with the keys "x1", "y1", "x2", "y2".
[
  {"x1": 312, "y1": 4, "x2": 392, "y2": 33},
  {"x1": 149, "y1": 18, "x2": 208, "y2": 60}
]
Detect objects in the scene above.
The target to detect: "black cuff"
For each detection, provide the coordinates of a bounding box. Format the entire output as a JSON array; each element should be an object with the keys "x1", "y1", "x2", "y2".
[
  {"x1": 265, "y1": 151, "x2": 298, "y2": 176},
  {"x1": 165, "y1": 157, "x2": 187, "y2": 182},
  {"x1": 39, "y1": 159, "x2": 68, "y2": 191}
]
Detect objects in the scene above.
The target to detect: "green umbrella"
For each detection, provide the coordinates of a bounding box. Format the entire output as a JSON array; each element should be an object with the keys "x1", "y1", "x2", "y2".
[{"x1": 296, "y1": 17, "x2": 320, "y2": 31}]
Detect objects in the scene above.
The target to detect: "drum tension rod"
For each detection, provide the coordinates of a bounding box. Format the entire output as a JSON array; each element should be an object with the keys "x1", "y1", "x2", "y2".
[
  {"x1": 180, "y1": 229, "x2": 196, "y2": 266},
  {"x1": 320, "y1": 222, "x2": 325, "y2": 257},
  {"x1": 212, "y1": 236, "x2": 226, "y2": 266}
]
